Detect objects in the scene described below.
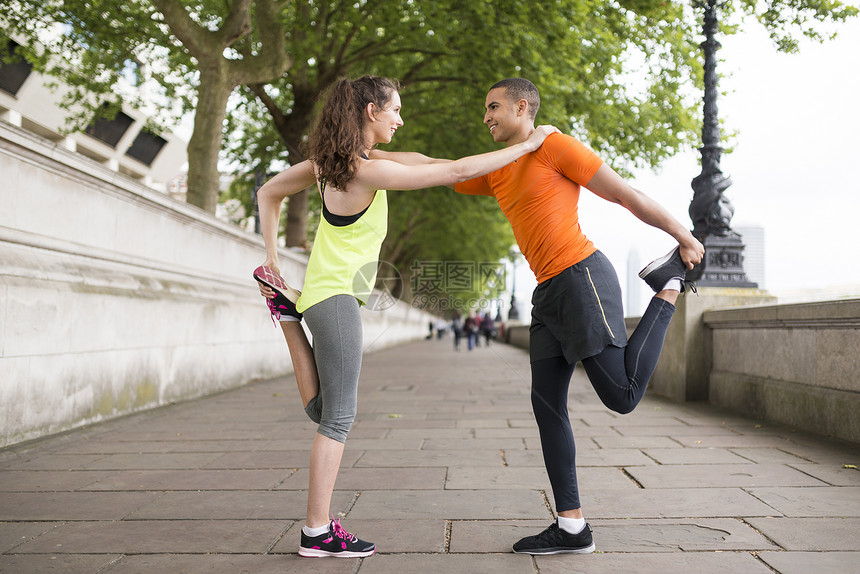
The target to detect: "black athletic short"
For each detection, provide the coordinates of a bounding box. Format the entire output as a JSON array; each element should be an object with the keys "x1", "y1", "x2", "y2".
[{"x1": 529, "y1": 250, "x2": 628, "y2": 364}]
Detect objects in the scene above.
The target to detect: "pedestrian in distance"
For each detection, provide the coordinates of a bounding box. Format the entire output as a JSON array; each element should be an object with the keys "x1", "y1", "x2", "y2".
[{"x1": 252, "y1": 75, "x2": 559, "y2": 558}]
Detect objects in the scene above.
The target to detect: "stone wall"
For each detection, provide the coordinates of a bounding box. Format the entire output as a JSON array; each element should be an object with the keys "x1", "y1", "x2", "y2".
[
  {"x1": 0, "y1": 121, "x2": 429, "y2": 447},
  {"x1": 704, "y1": 298, "x2": 860, "y2": 443}
]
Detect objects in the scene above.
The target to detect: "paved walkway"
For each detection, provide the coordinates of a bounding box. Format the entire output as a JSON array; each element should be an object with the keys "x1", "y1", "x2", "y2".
[{"x1": 1, "y1": 337, "x2": 859, "y2": 573}]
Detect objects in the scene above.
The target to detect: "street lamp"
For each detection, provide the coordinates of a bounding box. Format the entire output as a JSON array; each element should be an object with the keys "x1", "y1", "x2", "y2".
[{"x1": 687, "y1": 0, "x2": 756, "y2": 287}]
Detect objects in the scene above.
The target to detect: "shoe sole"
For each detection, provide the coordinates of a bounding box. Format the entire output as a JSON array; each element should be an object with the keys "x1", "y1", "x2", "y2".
[
  {"x1": 638, "y1": 246, "x2": 679, "y2": 279},
  {"x1": 253, "y1": 266, "x2": 301, "y2": 302},
  {"x1": 299, "y1": 547, "x2": 376, "y2": 558},
  {"x1": 513, "y1": 542, "x2": 596, "y2": 555}
]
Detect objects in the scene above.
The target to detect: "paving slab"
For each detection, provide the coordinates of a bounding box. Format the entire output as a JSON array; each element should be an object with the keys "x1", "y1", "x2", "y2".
[
  {"x1": 590, "y1": 436, "x2": 686, "y2": 449},
  {"x1": 582, "y1": 487, "x2": 778, "y2": 519},
  {"x1": 535, "y1": 551, "x2": 774, "y2": 573},
  {"x1": 445, "y1": 466, "x2": 635, "y2": 491},
  {"x1": 420, "y1": 438, "x2": 529, "y2": 451},
  {"x1": 788, "y1": 463, "x2": 860, "y2": 486},
  {"x1": 80, "y1": 468, "x2": 291, "y2": 491},
  {"x1": 746, "y1": 517, "x2": 860, "y2": 550},
  {"x1": 80, "y1": 452, "x2": 224, "y2": 470},
  {"x1": 745, "y1": 486, "x2": 860, "y2": 517},
  {"x1": 202, "y1": 449, "x2": 362, "y2": 469},
  {"x1": 525, "y1": 436, "x2": 602, "y2": 450},
  {"x1": 641, "y1": 447, "x2": 752, "y2": 465},
  {"x1": 357, "y1": 553, "x2": 535, "y2": 574},
  {"x1": 0, "y1": 554, "x2": 122, "y2": 574},
  {"x1": 279, "y1": 467, "x2": 448, "y2": 490},
  {"x1": 6, "y1": 454, "x2": 109, "y2": 471},
  {"x1": 473, "y1": 427, "x2": 542, "y2": 439},
  {"x1": 11, "y1": 520, "x2": 288, "y2": 554},
  {"x1": 772, "y1": 440, "x2": 860, "y2": 465},
  {"x1": 385, "y1": 428, "x2": 475, "y2": 439},
  {"x1": 0, "y1": 522, "x2": 61, "y2": 553},
  {"x1": 613, "y1": 425, "x2": 741, "y2": 437},
  {"x1": 0, "y1": 470, "x2": 113, "y2": 492},
  {"x1": 626, "y1": 463, "x2": 828, "y2": 488},
  {"x1": 103, "y1": 553, "x2": 358, "y2": 574},
  {"x1": 48, "y1": 439, "x2": 277, "y2": 455},
  {"x1": 126, "y1": 490, "x2": 354, "y2": 520},
  {"x1": 354, "y1": 449, "x2": 504, "y2": 467},
  {"x1": 757, "y1": 551, "x2": 860, "y2": 574},
  {"x1": 0, "y1": 492, "x2": 162, "y2": 521},
  {"x1": 349, "y1": 490, "x2": 551, "y2": 520},
  {"x1": 670, "y1": 435, "x2": 806, "y2": 449},
  {"x1": 504, "y1": 448, "x2": 657, "y2": 468}
]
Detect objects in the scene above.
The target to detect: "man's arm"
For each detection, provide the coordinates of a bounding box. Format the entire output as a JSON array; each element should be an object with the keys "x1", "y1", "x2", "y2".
[{"x1": 585, "y1": 164, "x2": 704, "y2": 269}]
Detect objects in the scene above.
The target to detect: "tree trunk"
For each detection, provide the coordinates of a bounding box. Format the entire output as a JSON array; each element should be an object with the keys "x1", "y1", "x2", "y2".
[
  {"x1": 284, "y1": 187, "x2": 311, "y2": 248},
  {"x1": 186, "y1": 70, "x2": 233, "y2": 213},
  {"x1": 276, "y1": 88, "x2": 316, "y2": 247}
]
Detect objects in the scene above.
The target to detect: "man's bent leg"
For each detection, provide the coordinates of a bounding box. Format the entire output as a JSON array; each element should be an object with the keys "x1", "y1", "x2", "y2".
[{"x1": 582, "y1": 296, "x2": 675, "y2": 414}]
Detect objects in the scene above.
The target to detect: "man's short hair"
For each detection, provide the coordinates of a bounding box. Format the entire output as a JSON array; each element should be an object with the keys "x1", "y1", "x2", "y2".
[{"x1": 490, "y1": 78, "x2": 540, "y2": 120}]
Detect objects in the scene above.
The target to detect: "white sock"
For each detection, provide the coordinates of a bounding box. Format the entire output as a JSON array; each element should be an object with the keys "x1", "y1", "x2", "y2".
[
  {"x1": 303, "y1": 523, "x2": 329, "y2": 537},
  {"x1": 662, "y1": 278, "x2": 682, "y2": 292},
  {"x1": 557, "y1": 515, "x2": 586, "y2": 534},
  {"x1": 279, "y1": 316, "x2": 301, "y2": 323}
]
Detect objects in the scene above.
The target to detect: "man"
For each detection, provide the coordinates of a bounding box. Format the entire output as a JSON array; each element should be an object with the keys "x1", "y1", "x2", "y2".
[{"x1": 454, "y1": 78, "x2": 704, "y2": 555}]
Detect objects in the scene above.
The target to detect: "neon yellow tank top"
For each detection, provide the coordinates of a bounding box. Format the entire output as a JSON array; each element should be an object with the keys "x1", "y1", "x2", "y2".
[{"x1": 296, "y1": 189, "x2": 388, "y2": 313}]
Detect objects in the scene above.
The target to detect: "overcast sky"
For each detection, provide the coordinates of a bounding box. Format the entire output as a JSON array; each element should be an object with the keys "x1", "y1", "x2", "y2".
[{"x1": 552, "y1": 17, "x2": 860, "y2": 316}]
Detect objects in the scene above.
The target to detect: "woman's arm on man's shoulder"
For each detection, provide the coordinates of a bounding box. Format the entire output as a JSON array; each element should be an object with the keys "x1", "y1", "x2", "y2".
[{"x1": 367, "y1": 149, "x2": 451, "y2": 166}]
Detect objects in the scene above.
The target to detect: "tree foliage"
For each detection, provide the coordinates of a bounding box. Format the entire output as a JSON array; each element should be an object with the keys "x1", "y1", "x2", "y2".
[
  {"x1": 2, "y1": 0, "x2": 856, "y2": 306},
  {"x1": 2, "y1": 0, "x2": 289, "y2": 213},
  {"x1": 221, "y1": 0, "x2": 855, "y2": 303}
]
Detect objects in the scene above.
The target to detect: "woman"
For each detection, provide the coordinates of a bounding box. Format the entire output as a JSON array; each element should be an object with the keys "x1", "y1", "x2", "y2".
[{"x1": 253, "y1": 75, "x2": 557, "y2": 558}]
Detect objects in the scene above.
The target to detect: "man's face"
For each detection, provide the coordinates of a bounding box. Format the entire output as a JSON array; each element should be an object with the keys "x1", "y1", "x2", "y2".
[{"x1": 483, "y1": 87, "x2": 522, "y2": 143}]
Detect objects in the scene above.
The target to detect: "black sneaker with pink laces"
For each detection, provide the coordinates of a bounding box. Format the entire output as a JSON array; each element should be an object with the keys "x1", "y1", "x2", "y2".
[
  {"x1": 252, "y1": 265, "x2": 302, "y2": 323},
  {"x1": 298, "y1": 517, "x2": 376, "y2": 558}
]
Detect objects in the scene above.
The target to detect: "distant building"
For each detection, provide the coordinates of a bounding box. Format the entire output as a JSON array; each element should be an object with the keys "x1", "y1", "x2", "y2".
[
  {"x1": 0, "y1": 37, "x2": 187, "y2": 192},
  {"x1": 735, "y1": 225, "x2": 765, "y2": 289}
]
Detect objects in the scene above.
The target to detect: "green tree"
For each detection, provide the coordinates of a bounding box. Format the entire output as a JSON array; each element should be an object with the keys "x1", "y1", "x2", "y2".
[
  {"x1": 222, "y1": 0, "x2": 856, "y2": 296},
  {"x1": 2, "y1": 0, "x2": 856, "y2": 275},
  {"x1": 2, "y1": 0, "x2": 289, "y2": 213}
]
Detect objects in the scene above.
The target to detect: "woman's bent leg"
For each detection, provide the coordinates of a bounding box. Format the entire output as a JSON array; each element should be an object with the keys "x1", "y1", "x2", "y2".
[{"x1": 278, "y1": 321, "x2": 320, "y2": 415}]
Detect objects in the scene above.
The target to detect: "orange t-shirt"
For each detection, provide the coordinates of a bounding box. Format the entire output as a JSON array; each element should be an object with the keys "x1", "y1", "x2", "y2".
[{"x1": 455, "y1": 133, "x2": 603, "y2": 283}]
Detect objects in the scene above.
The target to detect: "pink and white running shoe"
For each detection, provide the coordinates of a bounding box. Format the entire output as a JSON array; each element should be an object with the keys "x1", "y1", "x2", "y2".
[
  {"x1": 299, "y1": 516, "x2": 376, "y2": 558},
  {"x1": 253, "y1": 265, "x2": 302, "y2": 323}
]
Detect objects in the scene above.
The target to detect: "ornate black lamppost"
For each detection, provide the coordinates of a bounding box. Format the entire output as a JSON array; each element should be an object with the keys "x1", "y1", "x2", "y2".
[{"x1": 687, "y1": 0, "x2": 756, "y2": 287}]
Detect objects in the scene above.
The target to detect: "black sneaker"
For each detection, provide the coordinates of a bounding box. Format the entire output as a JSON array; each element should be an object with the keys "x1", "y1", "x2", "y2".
[
  {"x1": 253, "y1": 265, "x2": 303, "y2": 323},
  {"x1": 298, "y1": 517, "x2": 376, "y2": 558},
  {"x1": 512, "y1": 522, "x2": 595, "y2": 555},
  {"x1": 638, "y1": 246, "x2": 696, "y2": 294}
]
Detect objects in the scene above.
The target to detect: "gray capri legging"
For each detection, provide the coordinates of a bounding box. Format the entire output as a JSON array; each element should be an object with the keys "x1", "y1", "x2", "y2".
[{"x1": 301, "y1": 294, "x2": 363, "y2": 443}]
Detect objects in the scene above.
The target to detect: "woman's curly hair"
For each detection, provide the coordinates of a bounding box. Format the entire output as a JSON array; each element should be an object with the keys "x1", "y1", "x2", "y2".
[{"x1": 306, "y1": 75, "x2": 400, "y2": 191}]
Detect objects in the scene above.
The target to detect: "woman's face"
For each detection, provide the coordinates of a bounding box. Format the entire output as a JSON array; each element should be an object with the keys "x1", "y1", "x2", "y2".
[{"x1": 370, "y1": 90, "x2": 403, "y2": 145}]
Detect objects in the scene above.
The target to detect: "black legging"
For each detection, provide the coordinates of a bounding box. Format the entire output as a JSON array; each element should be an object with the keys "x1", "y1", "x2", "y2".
[{"x1": 530, "y1": 297, "x2": 675, "y2": 512}]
